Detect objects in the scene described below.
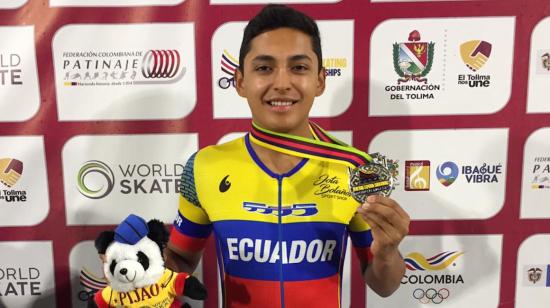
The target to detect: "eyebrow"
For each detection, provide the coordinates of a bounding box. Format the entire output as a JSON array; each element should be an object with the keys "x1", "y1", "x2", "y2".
[{"x1": 251, "y1": 54, "x2": 313, "y2": 63}]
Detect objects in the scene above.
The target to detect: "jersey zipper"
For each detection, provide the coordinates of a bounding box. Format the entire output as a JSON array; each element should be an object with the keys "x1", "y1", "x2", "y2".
[{"x1": 277, "y1": 175, "x2": 285, "y2": 308}]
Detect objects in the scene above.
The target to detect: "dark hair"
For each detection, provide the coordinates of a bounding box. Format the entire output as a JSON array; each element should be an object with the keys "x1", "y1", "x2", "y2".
[{"x1": 238, "y1": 4, "x2": 323, "y2": 73}]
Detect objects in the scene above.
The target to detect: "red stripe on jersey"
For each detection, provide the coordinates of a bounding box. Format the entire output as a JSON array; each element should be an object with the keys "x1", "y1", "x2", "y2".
[
  {"x1": 169, "y1": 230, "x2": 208, "y2": 252},
  {"x1": 284, "y1": 275, "x2": 340, "y2": 307}
]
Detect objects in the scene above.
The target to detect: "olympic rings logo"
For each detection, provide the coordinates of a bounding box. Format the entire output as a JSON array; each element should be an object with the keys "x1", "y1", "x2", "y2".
[
  {"x1": 141, "y1": 49, "x2": 181, "y2": 78},
  {"x1": 412, "y1": 288, "x2": 450, "y2": 304}
]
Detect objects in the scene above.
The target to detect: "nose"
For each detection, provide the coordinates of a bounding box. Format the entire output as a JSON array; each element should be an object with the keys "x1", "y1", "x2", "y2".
[
  {"x1": 119, "y1": 268, "x2": 127, "y2": 275},
  {"x1": 273, "y1": 68, "x2": 291, "y2": 91}
]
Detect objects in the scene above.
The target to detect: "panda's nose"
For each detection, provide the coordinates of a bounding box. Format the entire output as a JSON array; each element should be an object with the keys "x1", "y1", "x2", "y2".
[{"x1": 120, "y1": 268, "x2": 128, "y2": 275}]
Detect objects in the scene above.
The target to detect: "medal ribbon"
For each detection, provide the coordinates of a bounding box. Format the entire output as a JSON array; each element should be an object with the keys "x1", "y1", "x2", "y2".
[{"x1": 249, "y1": 121, "x2": 372, "y2": 169}]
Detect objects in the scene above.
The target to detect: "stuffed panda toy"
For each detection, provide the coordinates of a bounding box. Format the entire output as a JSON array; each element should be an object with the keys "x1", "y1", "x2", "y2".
[{"x1": 91, "y1": 214, "x2": 207, "y2": 308}]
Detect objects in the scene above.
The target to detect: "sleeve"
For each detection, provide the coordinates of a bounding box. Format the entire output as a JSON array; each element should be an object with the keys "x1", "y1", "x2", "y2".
[
  {"x1": 347, "y1": 213, "x2": 374, "y2": 263},
  {"x1": 169, "y1": 152, "x2": 213, "y2": 252},
  {"x1": 93, "y1": 288, "x2": 109, "y2": 308}
]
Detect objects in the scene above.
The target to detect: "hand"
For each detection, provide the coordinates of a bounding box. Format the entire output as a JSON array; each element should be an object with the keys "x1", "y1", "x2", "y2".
[{"x1": 356, "y1": 195, "x2": 410, "y2": 260}]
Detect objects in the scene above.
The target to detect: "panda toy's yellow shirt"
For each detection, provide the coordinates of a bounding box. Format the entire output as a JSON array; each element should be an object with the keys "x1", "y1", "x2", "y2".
[{"x1": 94, "y1": 269, "x2": 188, "y2": 308}]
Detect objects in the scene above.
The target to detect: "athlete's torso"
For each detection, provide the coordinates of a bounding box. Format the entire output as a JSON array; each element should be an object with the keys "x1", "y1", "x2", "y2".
[{"x1": 193, "y1": 136, "x2": 361, "y2": 308}]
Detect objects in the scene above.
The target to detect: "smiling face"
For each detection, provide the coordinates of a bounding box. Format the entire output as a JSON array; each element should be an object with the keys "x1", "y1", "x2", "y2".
[{"x1": 236, "y1": 27, "x2": 326, "y2": 137}]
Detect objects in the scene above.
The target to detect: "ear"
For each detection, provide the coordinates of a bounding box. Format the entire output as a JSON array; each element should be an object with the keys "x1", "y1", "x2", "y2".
[
  {"x1": 315, "y1": 67, "x2": 326, "y2": 97},
  {"x1": 235, "y1": 68, "x2": 246, "y2": 98},
  {"x1": 95, "y1": 231, "x2": 115, "y2": 254},
  {"x1": 147, "y1": 219, "x2": 169, "y2": 251}
]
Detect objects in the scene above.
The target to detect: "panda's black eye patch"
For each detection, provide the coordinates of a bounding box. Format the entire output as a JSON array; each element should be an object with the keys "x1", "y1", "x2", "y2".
[
  {"x1": 109, "y1": 260, "x2": 117, "y2": 275},
  {"x1": 137, "y1": 251, "x2": 149, "y2": 270}
]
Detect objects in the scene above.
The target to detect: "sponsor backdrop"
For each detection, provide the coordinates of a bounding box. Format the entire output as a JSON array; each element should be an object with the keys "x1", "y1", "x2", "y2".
[{"x1": 0, "y1": 0, "x2": 548, "y2": 307}]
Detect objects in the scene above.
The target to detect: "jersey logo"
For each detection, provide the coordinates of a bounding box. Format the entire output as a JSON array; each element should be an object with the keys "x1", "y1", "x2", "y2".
[
  {"x1": 219, "y1": 175, "x2": 231, "y2": 192},
  {"x1": 243, "y1": 202, "x2": 318, "y2": 217}
]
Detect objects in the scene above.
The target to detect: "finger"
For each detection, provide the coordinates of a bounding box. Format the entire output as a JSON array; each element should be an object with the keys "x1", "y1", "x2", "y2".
[
  {"x1": 366, "y1": 195, "x2": 410, "y2": 221},
  {"x1": 363, "y1": 211, "x2": 405, "y2": 244},
  {"x1": 363, "y1": 202, "x2": 409, "y2": 236}
]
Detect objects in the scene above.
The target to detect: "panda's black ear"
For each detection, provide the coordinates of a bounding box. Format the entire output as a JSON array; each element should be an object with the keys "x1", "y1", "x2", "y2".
[
  {"x1": 147, "y1": 219, "x2": 169, "y2": 250},
  {"x1": 95, "y1": 231, "x2": 115, "y2": 254}
]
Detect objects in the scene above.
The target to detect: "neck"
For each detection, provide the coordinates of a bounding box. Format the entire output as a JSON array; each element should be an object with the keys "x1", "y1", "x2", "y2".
[{"x1": 251, "y1": 122, "x2": 314, "y2": 174}]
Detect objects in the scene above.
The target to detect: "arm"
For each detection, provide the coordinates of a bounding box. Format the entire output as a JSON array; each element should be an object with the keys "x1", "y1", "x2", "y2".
[
  {"x1": 356, "y1": 195, "x2": 410, "y2": 297},
  {"x1": 164, "y1": 243, "x2": 203, "y2": 274}
]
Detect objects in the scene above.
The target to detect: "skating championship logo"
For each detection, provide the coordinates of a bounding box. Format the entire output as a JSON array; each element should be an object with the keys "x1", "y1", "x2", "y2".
[
  {"x1": 460, "y1": 40, "x2": 492, "y2": 72},
  {"x1": 405, "y1": 160, "x2": 430, "y2": 191},
  {"x1": 436, "y1": 161, "x2": 459, "y2": 187},
  {"x1": 62, "y1": 49, "x2": 186, "y2": 87},
  {"x1": 393, "y1": 30, "x2": 435, "y2": 84},
  {"x1": 218, "y1": 49, "x2": 238, "y2": 89},
  {"x1": 403, "y1": 251, "x2": 465, "y2": 304},
  {"x1": 77, "y1": 160, "x2": 115, "y2": 199},
  {"x1": 0, "y1": 158, "x2": 23, "y2": 188},
  {"x1": 78, "y1": 267, "x2": 108, "y2": 302},
  {"x1": 323, "y1": 57, "x2": 347, "y2": 77}
]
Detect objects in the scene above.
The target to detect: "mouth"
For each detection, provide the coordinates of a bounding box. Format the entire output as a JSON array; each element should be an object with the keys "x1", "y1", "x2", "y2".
[
  {"x1": 124, "y1": 272, "x2": 137, "y2": 282},
  {"x1": 266, "y1": 100, "x2": 298, "y2": 111}
]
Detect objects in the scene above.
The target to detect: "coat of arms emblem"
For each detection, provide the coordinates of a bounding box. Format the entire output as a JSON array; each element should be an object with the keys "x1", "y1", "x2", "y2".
[{"x1": 393, "y1": 30, "x2": 435, "y2": 84}]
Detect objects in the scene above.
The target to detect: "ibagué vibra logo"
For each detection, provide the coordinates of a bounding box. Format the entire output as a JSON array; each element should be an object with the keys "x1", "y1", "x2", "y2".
[
  {"x1": 0, "y1": 266, "x2": 42, "y2": 296},
  {"x1": 522, "y1": 264, "x2": 550, "y2": 287},
  {"x1": 218, "y1": 49, "x2": 238, "y2": 89},
  {"x1": 403, "y1": 251, "x2": 465, "y2": 304},
  {"x1": 458, "y1": 40, "x2": 492, "y2": 88},
  {"x1": 531, "y1": 156, "x2": 550, "y2": 189},
  {"x1": 0, "y1": 53, "x2": 23, "y2": 86},
  {"x1": 61, "y1": 49, "x2": 186, "y2": 87},
  {"x1": 405, "y1": 160, "x2": 430, "y2": 191},
  {"x1": 436, "y1": 161, "x2": 502, "y2": 186},
  {"x1": 243, "y1": 202, "x2": 318, "y2": 217},
  {"x1": 387, "y1": 30, "x2": 439, "y2": 101},
  {"x1": 436, "y1": 161, "x2": 459, "y2": 187},
  {"x1": 0, "y1": 158, "x2": 27, "y2": 203},
  {"x1": 323, "y1": 57, "x2": 347, "y2": 77},
  {"x1": 78, "y1": 267, "x2": 108, "y2": 302},
  {"x1": 77, "y1": 160, "x2": 184, "y2": 199}
]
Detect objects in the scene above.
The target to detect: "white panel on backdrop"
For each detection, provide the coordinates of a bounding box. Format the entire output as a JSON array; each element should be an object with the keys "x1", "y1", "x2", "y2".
[
  {"x1": 368, "y1": 235, "x2": 502, "y2": 308},
  {"x1": 50, "y1": 0, "x2": 184, "y2": 6},
  {"x1": 216, "y1": 131, "x2": 353, "y2": 308},
  {"x1": 369, "y1": 129, "x2": 508, "y2": 220},
  {"x1": 527, "y1": 18, "x2": 550, "y2": 113},
  {"x1": 515, "y1": 234, "x2": 550, "y2": 308},
  {"x1": 0, "y1": 26, "x2": 40, "y2": 122},
  {"x1": 211, "y1": 20, "x2": 353, "y2": 119},
  {"x1": 0, "y1": 241, "x2": 56, "y2": 307},
  {"x1": 0, "y1": 136, "x2": 49, "y2": 226},
  {"x1": 0, "y1": 0, "x2": 27, "y2": 8},
  {"x1": 69, "y1": 240, "x2": 205, "y2": 308},
  {"x1": 211, "y1": 0, "x2": 340, "y2": 3},
  {"x1": 369, "y1": 17, "x2": 515, "y2": 116},
  {"x1": 62, "y1": 134, "x2": 198, "y2": 225},
  {"x1": 53, "y1": 23, "x2": 196, "y2": 121},
  {"x1": 520, "y1": 128, "x2": 550, "y2": 218}
]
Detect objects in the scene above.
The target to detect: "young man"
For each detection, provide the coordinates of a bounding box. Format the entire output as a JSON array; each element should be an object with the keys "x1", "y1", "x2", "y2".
[{"x1": 165, "y1": 4, "x2": 410, "y2": 308}]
